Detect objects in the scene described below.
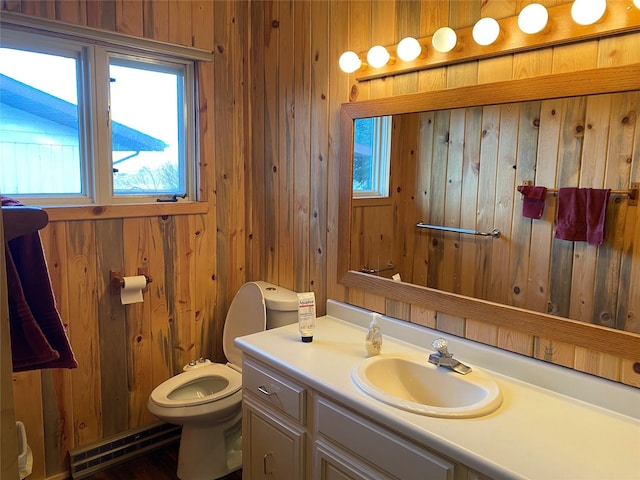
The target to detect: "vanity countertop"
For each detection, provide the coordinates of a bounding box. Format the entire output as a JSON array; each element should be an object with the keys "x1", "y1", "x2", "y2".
[{"x1": 235, "y1": 301, "x2": 640, "y2": 480}]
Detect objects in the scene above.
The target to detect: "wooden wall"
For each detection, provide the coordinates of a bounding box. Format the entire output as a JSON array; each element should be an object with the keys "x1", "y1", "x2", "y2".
[
  {"x1": 247, "y1": 0, "x2": 640, "y2": 386},
  {"x1": 1, "y1": 1, "x2": 227, "y2": 479},
  {"x1": 1, "y1": 1, "x2": 639, "y2": 479}
]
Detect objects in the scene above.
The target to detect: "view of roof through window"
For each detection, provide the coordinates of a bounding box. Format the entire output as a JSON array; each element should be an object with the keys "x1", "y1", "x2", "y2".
[{"x1": 0, "y1": 47, "x2": 182, "y2": 198}]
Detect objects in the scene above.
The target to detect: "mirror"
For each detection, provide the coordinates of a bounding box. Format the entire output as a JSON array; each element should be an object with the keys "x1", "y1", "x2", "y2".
[{"x1": 338, "y1": 64, "x2": 640, "y2": 360}]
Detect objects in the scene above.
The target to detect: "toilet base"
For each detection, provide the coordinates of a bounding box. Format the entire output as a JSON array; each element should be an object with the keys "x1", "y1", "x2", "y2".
[{"x1": 176, "y1": 412, "x2": 242, "y2": 480}]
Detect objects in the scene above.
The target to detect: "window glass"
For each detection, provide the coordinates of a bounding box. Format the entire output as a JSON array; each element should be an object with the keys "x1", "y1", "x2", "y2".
[
  {"x1": 352, "y1": 116, "x2": 391, "y2": 198},
  {"x1": 353, "y1": 117, "x2": 374, "y2": 192},
  {"x1": 109, "y1": 60, "x2": 184, "y2": 196},
  {"x1": 0, "y1": 47, "x2": 83, "y2": 195}
]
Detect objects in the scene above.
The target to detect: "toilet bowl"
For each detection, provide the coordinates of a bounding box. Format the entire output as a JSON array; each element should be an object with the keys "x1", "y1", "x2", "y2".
[{"x1": 147, "y1": 281, "x2": 298, "y2": 480}]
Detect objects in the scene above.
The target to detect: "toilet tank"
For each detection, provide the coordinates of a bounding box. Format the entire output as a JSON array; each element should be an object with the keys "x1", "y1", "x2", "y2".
[{"x1": 254, "y1": 281, "x2": 299, "y2": 329}]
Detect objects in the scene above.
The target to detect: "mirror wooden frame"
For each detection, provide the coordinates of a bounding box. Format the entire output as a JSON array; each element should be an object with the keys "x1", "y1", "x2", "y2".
[{"x1": 338, "y1": 63, "x2": 640, "y2": 360}]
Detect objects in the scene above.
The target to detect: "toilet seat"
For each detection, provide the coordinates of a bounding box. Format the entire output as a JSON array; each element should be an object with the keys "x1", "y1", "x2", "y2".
[
  {"x1": 146, "y1": 281, "x2": 295, "y2": 480},
  {"x1": 150, "y1": 363, "x2": 242, "y2": 408}
]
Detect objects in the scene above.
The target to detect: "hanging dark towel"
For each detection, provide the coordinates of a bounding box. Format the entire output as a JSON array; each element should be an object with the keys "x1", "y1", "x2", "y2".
[
  {"x1": 2, "y1": 197, "x2": 77, "y2": 372},
  {"x1": 520, "y1": 185, "x2": 547, "y2": 219},
  {"x1": 554, "y1": 188, "x2": 611, "y2": 246}
]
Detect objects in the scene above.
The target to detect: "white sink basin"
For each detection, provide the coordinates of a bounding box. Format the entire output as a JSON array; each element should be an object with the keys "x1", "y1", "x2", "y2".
[{"x1": 352, "y1": 352, "x2": 502, "y2": 418}]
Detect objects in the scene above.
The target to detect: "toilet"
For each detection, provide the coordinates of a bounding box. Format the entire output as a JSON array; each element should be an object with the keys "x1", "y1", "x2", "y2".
[{"x1": 147, "y1": 281, "x2": 298, "y2": 480}]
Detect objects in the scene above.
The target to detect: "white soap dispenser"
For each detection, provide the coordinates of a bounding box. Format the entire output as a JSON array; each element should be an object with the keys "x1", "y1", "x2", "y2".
[{"x1": 366, "y1": 313, "x2": 382, "y2": 357}]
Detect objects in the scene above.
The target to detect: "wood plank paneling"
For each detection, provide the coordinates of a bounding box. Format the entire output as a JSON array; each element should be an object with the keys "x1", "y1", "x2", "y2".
[
  {"x1": 143, "y1": 0, "x2": 169, "y2": 42},
  {"x1": 66, "y1": 221, "x2": 101, "y2": 445},
  {"x1": 95, "y1": 219, "x2": 127, "y2": 437},
  {"x1": 276, "y1": 0, "x2": 295, "y2": 290},
  {"x1": 168, "y1": 0, "x2": 191, "y2": 46},
  {"x1": 2, "y1": 3, "x2": 640, "y2": 479},
  {"x1": 38, "y1": 223, "x2": 74, "y2": 476},
  {"x1": 123, "y1": 217, "x2": 153, "y2": 428},
  {"x1": 326, "y1": 0, "x2": 351, "y2": 304},
  {"x1": 248, "y1": 0, "x2": 267, "y2": 286},
  {"x1": 115, "y1": 0, "x2": 143, "y2": 37},
  {"x1": 309, "y1": 0, "x2": 330, "y2": 302},
  {"x1": 293, "y1": 0, "x2": 311, "y2": 292}
]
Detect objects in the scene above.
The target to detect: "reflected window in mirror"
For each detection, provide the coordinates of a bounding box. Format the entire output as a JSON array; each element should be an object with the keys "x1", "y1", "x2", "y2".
[{"x1": 353, "y1": 116, "x2": 391, "y2": 198}]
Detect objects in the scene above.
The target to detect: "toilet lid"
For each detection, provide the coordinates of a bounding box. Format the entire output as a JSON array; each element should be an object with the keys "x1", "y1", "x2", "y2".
[{"x1": 222, "y1": 282, "x2": 266, "y2": 366}]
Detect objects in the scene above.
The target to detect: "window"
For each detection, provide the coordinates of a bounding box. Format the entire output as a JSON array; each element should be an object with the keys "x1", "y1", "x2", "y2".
[
  {"x1": 352, "y1": 116, "x2": 391, "y2": 198},
  {"x1": 1, "y1": 47, "x2": 83, "y2": 196},
  {"x1": 0, "y1": 15, "x2": 207, "y2": 205},
  {"x1": 109, "y1": 59, "x2": 186, "y2": 196}
]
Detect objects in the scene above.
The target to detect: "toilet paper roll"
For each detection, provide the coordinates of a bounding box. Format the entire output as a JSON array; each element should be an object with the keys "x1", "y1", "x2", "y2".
[{"x1": 120, "y1": 275, "x2": 147, "y2": 305}]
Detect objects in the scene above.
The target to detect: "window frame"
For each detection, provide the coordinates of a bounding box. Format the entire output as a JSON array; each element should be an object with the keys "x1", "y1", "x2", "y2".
[
  {"x1": 0, "y1": 12, "x2": 211, "y2": 208},
  {"x1": 352, "y1": 115, "x2": 392, "y2": 199}
]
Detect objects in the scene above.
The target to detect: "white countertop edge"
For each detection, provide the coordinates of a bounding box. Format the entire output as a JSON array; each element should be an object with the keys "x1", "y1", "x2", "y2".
[{"x1": 326, "y1": 299, "x2": 640, "y2": 419}]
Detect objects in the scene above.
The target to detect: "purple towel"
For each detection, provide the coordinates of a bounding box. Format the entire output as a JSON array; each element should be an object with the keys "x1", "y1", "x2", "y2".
[
  {"x1": 3, "y1": 197, "x2": 77, "y2": 372},
  {"x1": 520, "y1": 185, "x2": 547, "y2": 219},
  {"x1": 554, "y1": 188, "x2": 611, "y2": 246}
]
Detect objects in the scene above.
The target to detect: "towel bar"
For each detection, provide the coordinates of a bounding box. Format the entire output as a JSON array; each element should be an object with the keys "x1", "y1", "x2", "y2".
[
  {"x1": 361, "y1": 263, "x2": 397, "y2": 274},
  {"x1": 517, "y1": 182, "x2": 639, "y2": 206},
  {"x1": 416, "y1": 224, "x2": 501, "y2": 238}
]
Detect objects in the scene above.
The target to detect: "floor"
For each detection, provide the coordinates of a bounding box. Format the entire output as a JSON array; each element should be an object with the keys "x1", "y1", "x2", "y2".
[{"x1": 83, "y1": 442, "x2": 242, "y2": 480}]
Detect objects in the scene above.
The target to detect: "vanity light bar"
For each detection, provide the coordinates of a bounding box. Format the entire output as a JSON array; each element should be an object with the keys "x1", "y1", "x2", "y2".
[{"x1": 345, "y1": 1, "x2": 640, "y2": 82}]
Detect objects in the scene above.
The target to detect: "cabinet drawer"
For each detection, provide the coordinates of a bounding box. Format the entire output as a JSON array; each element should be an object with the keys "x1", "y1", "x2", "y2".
[
  {"x1": 243, "y1": 358, "x2": 306, "y2": 423},
  {"x1": 316, "y1": 398, "x2": 455, "y2": 480}
]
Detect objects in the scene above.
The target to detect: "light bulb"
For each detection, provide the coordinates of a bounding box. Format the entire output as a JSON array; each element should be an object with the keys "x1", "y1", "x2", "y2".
[
  {"x1": 571, "y1": 0, "x2": 606, "y2": 25},
  {"x1": 472, "y1": 17, "x2": 500, "y2": 46},
  {"x1": 367, "y1": 45, "x2": 390, "y2": 68},
  {"x1": 518, "y1": 4, "x2": 549, "y2": 34},
  {"x1": 432, "y1": 27, "x2": 457, "y2": 53},
  {"x1": 339, "y1": 51, "x2": 362, "y2": 73},
  {"x1": 396, "y1": 37, "x2": 422, "y2": 62},
  {"x1": 634, "y1": 0, "x2": 640, "y2": 8}
]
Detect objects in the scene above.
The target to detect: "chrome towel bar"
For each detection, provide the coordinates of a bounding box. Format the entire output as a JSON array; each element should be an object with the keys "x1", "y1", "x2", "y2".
[
  {"x1": 361, "y1": 263, "x2": 397, "y2": 274},
  {"x1": 416, "y1": 223, "x2": 501, "y2": 238}
]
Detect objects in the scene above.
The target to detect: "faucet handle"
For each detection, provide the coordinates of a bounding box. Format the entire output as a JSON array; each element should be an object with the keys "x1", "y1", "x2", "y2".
[{"x1": 431, "y1": 338, "x2": 451, "y2": 356}]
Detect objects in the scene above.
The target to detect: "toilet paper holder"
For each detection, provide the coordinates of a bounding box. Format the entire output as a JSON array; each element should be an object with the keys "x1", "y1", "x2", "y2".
[{"x1": 110, "y1": 269, "x2": 153, "y2": 296}]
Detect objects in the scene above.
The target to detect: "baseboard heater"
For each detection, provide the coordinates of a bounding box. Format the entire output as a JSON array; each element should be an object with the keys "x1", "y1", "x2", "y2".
[{"x1": 69, "y1": 422, "x2": 181, "y2": 479}]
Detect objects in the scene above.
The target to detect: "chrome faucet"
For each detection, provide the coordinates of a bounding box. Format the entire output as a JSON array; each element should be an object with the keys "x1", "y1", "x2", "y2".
[{"x1": 428, "y1": 338, "x2": 472, "y2": 375}]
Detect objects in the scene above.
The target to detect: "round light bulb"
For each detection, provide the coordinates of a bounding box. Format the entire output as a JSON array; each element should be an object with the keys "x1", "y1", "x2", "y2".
[
  {"x1": 396, "y1": 37, "x2": 422, "y2": 62},
  {"x1": 339, "y1": 51, "x2": 362, "y2": 73},
  {"x1": 367, "y1": 45, "x2": 391, "y2": 68},
  {"x1": 518, "y1": 4, "x2": 549, "y2": 34},
  {"x1": 432, "y1": 27, "x2": 457, "y2": 53},
  {"x1": 571, "y1": 0, "x2": 606, "y2": 25},
  {"x1": 472, "y1": 17, "x2": 500, "y2": 46}
]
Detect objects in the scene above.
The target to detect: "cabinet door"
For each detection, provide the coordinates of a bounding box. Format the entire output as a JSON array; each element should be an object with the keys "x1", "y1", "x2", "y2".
[
  {"x1": 243, "y1": 396, "x2": 305, "y2": 479},
  {"x1": 314, "y1": 440, "x2": 386, "y2": 480}
]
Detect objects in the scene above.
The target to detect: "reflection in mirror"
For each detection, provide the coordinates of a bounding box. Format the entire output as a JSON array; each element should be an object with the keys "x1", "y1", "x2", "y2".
[
  {"x1": 350, "y1": 91, "x2": 640, "y2": 334},
  {"x1": 352, "y1": 116, "x2": 391, "y2": 199}
]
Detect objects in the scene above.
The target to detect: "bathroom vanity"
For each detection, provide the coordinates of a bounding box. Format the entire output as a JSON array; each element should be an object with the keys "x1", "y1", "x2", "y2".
[{"x1": 235, "y1": 300, "x2": 640, "y2": 480}]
